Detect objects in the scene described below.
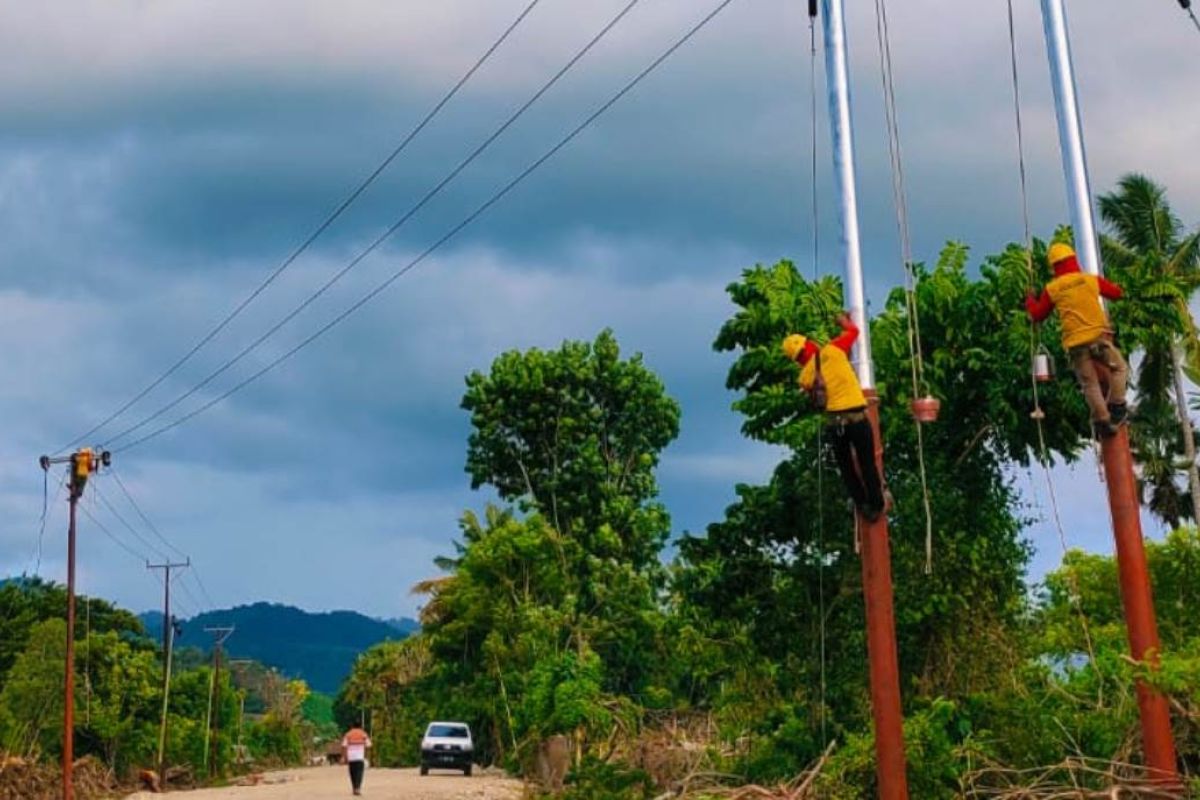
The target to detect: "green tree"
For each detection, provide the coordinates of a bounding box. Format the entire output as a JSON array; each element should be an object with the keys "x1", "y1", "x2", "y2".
[
  {"x1": 0, "y1": 618, "x2": 67, "y2": 758},
  {"x1": 675, "y1": 247, "x2": 1098, "y2": 774},
  {"x1": 1099, "y1": 174, "x2": 1200, "y2": 526},
  {"x1": 341, "y1": 636, "x2": 435, "y2": 765},
  {"x1": 0, "y1": 578, "x2": 144, "y2": 690},
  {"x1": 461, "y1": 329, "x2": 680, "y2": 572}
]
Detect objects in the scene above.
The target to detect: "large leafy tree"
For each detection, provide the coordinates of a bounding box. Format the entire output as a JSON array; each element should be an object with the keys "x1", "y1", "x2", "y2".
[
  {"x1": 0, "y1": 578, "x2": 145, "y2": 689},
  {"x1": 461, "y1": 329, "x2": 680, "y2": 572},
  {"x1": 1099, "y1": 173, "x2": 1200, "y2": 526}
]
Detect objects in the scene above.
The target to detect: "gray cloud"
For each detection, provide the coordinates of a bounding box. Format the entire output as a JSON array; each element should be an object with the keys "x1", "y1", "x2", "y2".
[{"x1": 0, "y1": 0, "x2": 1195, "y2": 617}]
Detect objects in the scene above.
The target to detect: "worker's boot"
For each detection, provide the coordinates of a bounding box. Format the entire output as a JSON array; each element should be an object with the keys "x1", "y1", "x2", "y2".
[
  {"x1": 1107, "y1": 402, "x2": 1129, "y2": 425},
  {"x1": 1093, "y1": 419, "x2": 1118, "y2": 439}
]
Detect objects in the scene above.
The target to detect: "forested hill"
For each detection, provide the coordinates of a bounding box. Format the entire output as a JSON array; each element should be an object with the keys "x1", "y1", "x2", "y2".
[{"x1": 139, "y1": 602, "x2": 417, "y2": 693}]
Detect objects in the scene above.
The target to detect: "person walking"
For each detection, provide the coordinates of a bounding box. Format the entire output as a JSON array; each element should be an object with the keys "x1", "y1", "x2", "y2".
[
  {"x1": 783, "y1": 311, "x2": 887, "y2": 521},
  {"x1": 1025, "y1": 242, "x2": 1129, "y2": 437},
  {"x1": 341, "y1": 725, "x2": 372, "y2": 796}
]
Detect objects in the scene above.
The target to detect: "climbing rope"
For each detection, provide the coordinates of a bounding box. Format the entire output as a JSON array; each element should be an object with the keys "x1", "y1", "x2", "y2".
[
  {"x1": 1005, "y1": 0, "x2": 1100, "y2": 671},
  {"x1": 871, "y1": 0, "x2": 935, "y2": 573}
]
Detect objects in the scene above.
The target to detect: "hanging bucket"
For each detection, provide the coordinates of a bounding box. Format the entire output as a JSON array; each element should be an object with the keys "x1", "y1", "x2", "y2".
[
  {"x1": 1033, "y1": 348, "x2": 1054, "y2": 383},
  {"x1": 911, "y1": 395, "x2": 941, "y2": 423}
]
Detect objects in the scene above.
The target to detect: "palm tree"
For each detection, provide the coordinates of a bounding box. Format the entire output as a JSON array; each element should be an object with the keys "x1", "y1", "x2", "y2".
[{"x1": 1099, "y1": 174, "x2": 1200, "y2": 526}]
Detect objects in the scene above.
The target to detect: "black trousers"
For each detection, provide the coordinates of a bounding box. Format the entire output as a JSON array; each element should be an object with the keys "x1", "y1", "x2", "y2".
[
  {"x1": 349, "y1": 760, "x2": 365, "y2": 790},
  {"x1": 827, "y1": 417, "x2": 884, "y2": 512}
]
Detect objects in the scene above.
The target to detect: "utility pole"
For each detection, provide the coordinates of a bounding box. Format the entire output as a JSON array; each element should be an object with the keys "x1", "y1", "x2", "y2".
[
  {"x1": 39, "y1": 448, "x2": 110, "y2": 800},
  {"x1": 820, "y1": 1, "x2": 908, "y2": 797},
  {"x1": 1040, "y1": 0, "x2": 1179, "y2": 785},
  {"x1": 203, "y1": 626, "x2": 234, "y2": 778},
  {"x1": 227, "y1": 660, "x2": 253, "y2": 767},
  {"x1": 147, "y1": 558, "x2": 189, "y2": 788}
]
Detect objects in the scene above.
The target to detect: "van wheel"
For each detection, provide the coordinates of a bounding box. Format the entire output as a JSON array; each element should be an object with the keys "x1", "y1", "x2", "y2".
[
  {"x1": 464, "y1": 764, "x2": 472, "y2": 777},
  {"x1": 420, "y1": 765, "x2": 428, "y2": 776}
]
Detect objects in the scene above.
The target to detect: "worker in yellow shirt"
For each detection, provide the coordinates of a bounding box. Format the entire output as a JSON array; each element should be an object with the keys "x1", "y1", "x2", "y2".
[
  {"x1": 783, "y1": 312, "x2": 886, "y2": 521},
  {"x1": 1025, "y1": 243, "x2": 1129, "y2": 438}
]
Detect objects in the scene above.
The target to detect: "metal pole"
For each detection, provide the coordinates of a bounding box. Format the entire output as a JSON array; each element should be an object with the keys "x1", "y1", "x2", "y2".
[
  {"x1": 1039, "y1": 0, "x2": 1101, "y2": 276},
  {"x1": 821, "y1": 0, "x2": 874, "y2": 388},
  {"x1": 820, "y1": 2, "x2": 908, "y2": 796},
  {"x1": 1039, "y1": 0, "x2": 1179, "y2": 783},
  {"x1": 1100, "y1": 428, "x2": 1180, "y2": 782},
  {"x1": 63, "y1": 491, "x2": 78, "y2": 800}
]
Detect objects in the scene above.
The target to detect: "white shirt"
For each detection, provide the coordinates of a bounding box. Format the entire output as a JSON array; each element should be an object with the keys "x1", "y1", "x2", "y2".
[{"x1": 342, "y1": 732, "x2": 371, "y2": 763}]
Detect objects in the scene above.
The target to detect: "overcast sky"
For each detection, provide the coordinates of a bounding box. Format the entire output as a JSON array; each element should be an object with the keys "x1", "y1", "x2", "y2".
[{"x1": 0, "y1": 0, "x2": 1195, "y2": 619}]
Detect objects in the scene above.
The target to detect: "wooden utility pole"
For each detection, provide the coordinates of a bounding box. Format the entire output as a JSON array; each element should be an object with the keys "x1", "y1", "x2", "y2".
[
  {"x1": 148, "y1": 559, "x2": 189, "y2": 788},
  {"x1": 203, "y1": 626, "x2": 234, "y2": 777},
  {"x1": 39, "y1": 448, "x2": 110, "y2": 800}
]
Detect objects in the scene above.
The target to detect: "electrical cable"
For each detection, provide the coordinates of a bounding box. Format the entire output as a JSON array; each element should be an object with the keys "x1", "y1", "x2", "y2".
[
  {"x1": 111, "y1": 0, "x2": 742, "y2": 454},
  {"x1": 100, "y1": 0, "x2": 644, "y2": 451},
  {"x1": 93, "y1": 483, "x2": 171, "y2": 563},
  {"x1": 79, "y1": 502, "x2": 153, "y2": 565},
  {"x1": 56, "y1": 0, "x2": 546, "y2": 454},
  {"x1": 175, "y1": 575, "x2": 205, "y2": 619},
  {"x1": 109, "y1": 468, "x2": 189, "y2": 561},
  {"x1": 109, "y1": 466, "x2": 218, "y2": 611},
  {"x1": 1181, "y1": 0, "x2": 1200, "y2": 34},
  {"x1": 28, "y1": 468, "x2": 68, "y2": 579}
]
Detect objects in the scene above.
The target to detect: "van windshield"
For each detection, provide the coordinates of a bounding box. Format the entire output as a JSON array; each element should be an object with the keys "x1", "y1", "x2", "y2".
[{"x1": 428, "y1": 724, "x2": 469, "y2": 738}]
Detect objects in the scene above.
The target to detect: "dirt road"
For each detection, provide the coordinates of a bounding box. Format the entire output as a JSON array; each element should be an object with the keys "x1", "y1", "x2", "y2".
[{"x1": 123, "y1": 766, "x2": 524, "y2": 800}]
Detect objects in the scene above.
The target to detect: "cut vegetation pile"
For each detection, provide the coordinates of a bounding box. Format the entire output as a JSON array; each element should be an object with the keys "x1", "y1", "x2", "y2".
[{"x1": 0, "y1": 755, "x2": 115, "y2": 800}]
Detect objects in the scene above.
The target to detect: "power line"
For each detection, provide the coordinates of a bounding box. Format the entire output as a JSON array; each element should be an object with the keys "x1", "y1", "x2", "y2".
[
  {"x1": 100, "y1": 0, "x2": 643, "y2": 451},
  {"x1": 108, "y1": 465, "x2": 220, "y2": 609},
  {"x1": 188, "y1": 569, "x2": 218, "y2": 613},
  {"x1": 56, "y1": 0, "x2": 546, "y2": 454},
  {"x1": 28, "y1": 468, "x2": 68, "y2": 579},
  {"x1": 113, "y1": 0, "x2": 740, "y2": 454},
  {"x1": 110, "y1": 466, "x2": 218, "y2": 612},
  {"x1": 78, "y1": 502, "x2": 153, "y2": 565},
  {"x1": 110, "y1": 468, "x2": 188, "y2": 561},
  {"x1": 92, "y1": 483, "x2": 171, "y2": 563}
]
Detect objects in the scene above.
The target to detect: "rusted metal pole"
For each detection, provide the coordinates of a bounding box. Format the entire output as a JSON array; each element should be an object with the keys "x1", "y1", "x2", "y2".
[
  {"x1": 1039, "y1": 0, "x2": 1179, "y2": 778},
  {"x1": 1099, "y1": 426, "x2": 1179, "y2": 783},
  {"x1": 861, "y1": 393, "x2": 908, "y2": 800}
]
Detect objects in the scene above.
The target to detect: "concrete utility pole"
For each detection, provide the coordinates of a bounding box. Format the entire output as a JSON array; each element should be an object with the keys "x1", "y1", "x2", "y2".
[
  {"x1": 1039, "y1": 0, "x2": 1179, "y2": 785},
  {"x1": 819, "y1": 1, "x2": 908, "y2": 797},
  {"x1": 148, "y1": 558, "x2": 189, "y2": 788},
  {"x1": 39, "y1": 448, "x2": 110, "y2": 800},
  {"x1": 203, "y1": 626, "x2": 235, "y2": 777}
]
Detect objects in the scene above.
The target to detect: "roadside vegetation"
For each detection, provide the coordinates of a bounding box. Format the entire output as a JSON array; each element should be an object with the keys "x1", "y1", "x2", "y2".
[{"x1": 339, "y1": 176, "x2": 1200, "y2": 797}]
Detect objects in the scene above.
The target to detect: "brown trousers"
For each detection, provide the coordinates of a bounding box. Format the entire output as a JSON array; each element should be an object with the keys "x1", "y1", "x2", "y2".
[{"x1": 1068, "y1": 335, "x2": 1128, "y2": 422}]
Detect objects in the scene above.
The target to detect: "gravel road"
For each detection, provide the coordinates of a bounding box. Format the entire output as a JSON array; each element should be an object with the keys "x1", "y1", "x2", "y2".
[{"x1": 123, "y1": 766, "x2": 524, "y2": 800}]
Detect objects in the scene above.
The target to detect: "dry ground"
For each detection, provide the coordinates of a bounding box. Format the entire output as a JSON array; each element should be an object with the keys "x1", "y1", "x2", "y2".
[{"x1": 123, "y1": 766, "x2": 523, "y2": 800}]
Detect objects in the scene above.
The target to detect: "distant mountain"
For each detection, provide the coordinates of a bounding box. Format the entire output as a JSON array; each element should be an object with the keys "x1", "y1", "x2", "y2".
[
  {"x1": 381, "y1": 616, "x2": 421, "y2": 635},
  {"x1": 137, "y1": 602, "x2": 412, "y2": 693},
  {"x1": 140, "y1": 610, "x2": 166, "y2": 637}
]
